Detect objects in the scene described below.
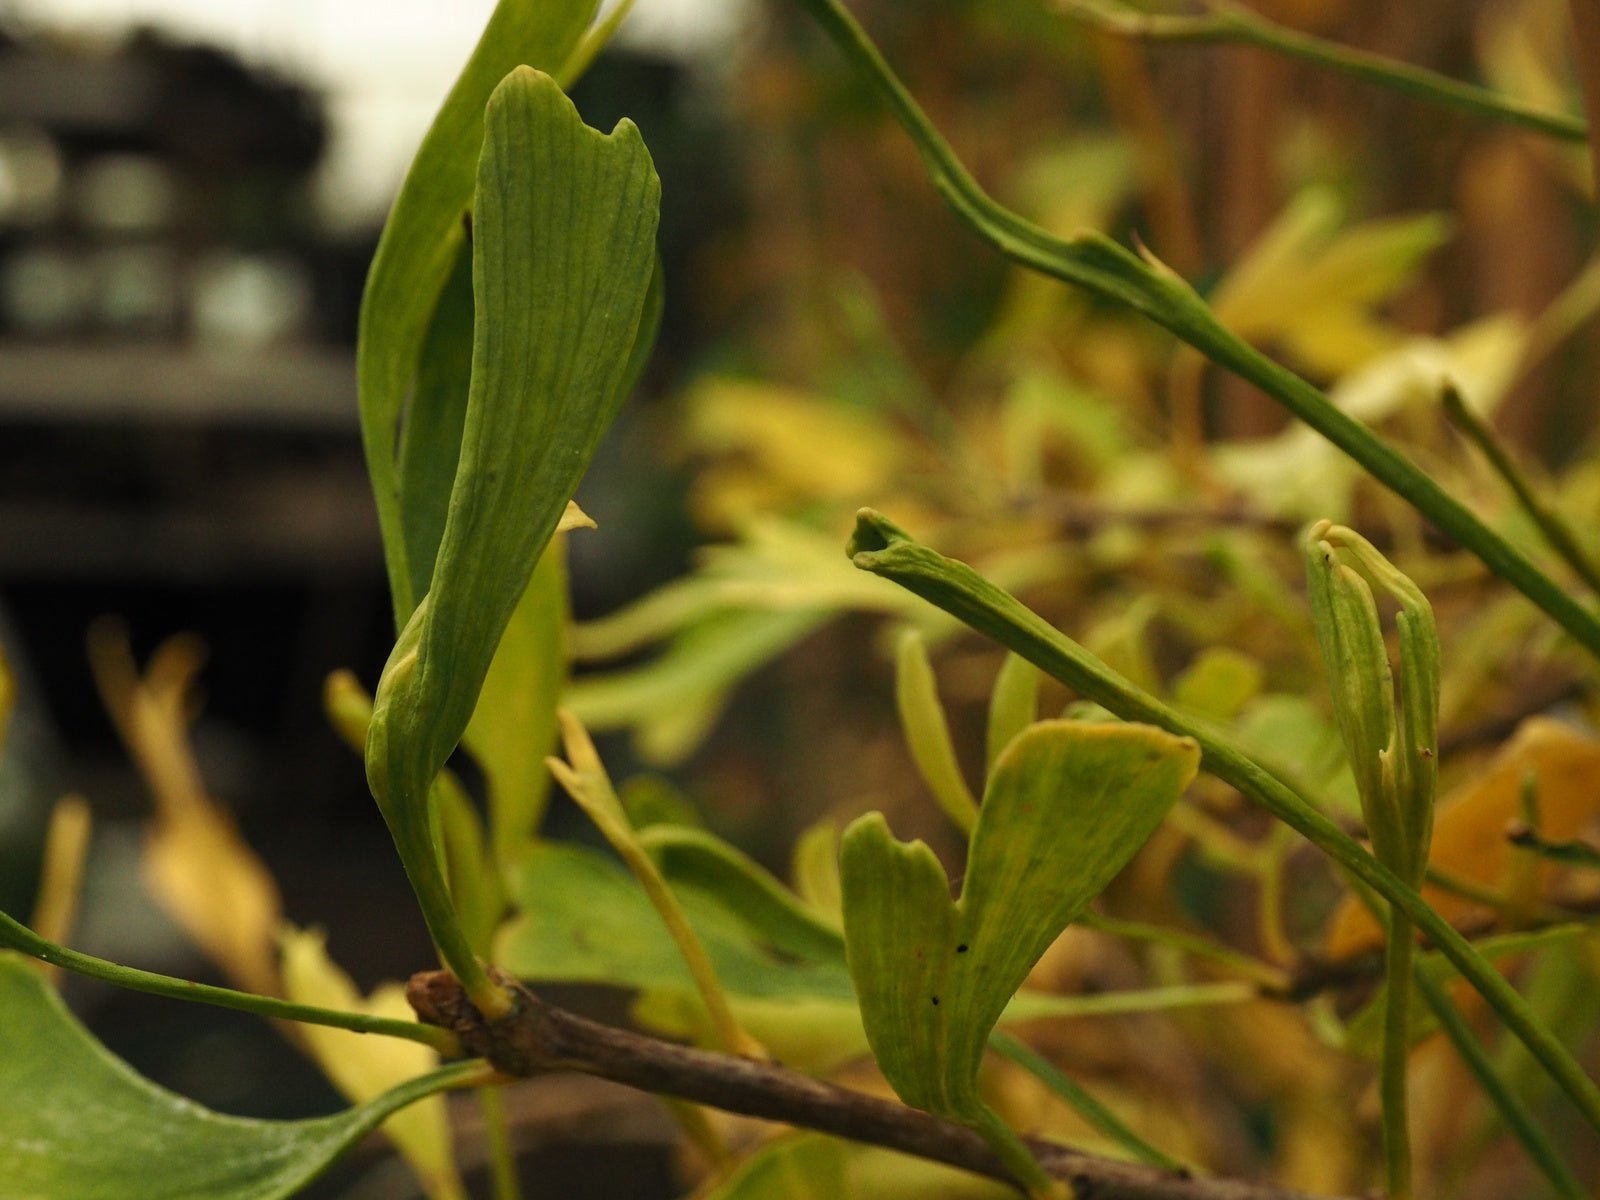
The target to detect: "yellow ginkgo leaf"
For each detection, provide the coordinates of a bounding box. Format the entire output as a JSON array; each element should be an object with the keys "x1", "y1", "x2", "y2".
[
  {"x1": 1213, "y1": 314, "x2": 1529, "y2": 521},
  {"x1": 28, "y1": 795, "x2": 93, "y2": 980},
  {"x1": 684, "y1": 378, "x2": 906, "y2": 529},
  {"x1": 279, "y1": 925, "x2": 465, "y2": 1200},
  {"x1": 1326, "y1": 717, "x2": 1600, "y2": 957},
  {"x1": 87, "y1": 624, "x2": 281, "y2": 998},
  {"x1": 1207, "y1": 187, "x2": 1452, "y2": 378}
]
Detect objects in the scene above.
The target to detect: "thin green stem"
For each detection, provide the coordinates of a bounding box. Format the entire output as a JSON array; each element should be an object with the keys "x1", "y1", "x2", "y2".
[
  {"x1": 972, "y1": 1104, "x2": 1066, "y2": 1199},
  {"x1": 1379, "y1": 915, "x2": 1414, "y2": 1200},
  {"x1": 845, "y1": 511, "x2": 1600, "y2": 1137},
  {"x1": 1079, "y1": 912, "x2": 1291, "y2": 991},
  {"x1": 1411, "y1": 963, "x2": 1588, "y2": 1199},
  {"x1": 990, "y1": 1031, "x2": 1185, "y2": 1172},
  {"x1": 550, "y1": 711, "x2": 763, "y2": 1059},
  {"x1": 480, "y1": 1085, "x2": 522, "y2": 1200},
  {"x1": 557, "y1": 0, "x2": 640, "y2": 87},
  {"x1": 1056, "y1": 0, "x2": 1588, "y2": 143},
  {"x1": 1424, "y1": 863, "x2": 1578, "y2": 925},
  {"x1": 1017, "y1": 980, "x2": 1256, "y2": 1020},
  {"x1": 793, "y1": 0, "x2": 1600, "y2": 667},
  {"x1": 1442, "y1": 385, "x2": 1600, "y2": 595},
  {"x1": 0, "y1": 908, "x2": 459, "y2": 1054}
]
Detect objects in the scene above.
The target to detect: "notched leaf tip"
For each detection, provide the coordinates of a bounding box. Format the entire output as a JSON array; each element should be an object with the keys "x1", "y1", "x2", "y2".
[{"x1": 846, "y1": 507, "x2": 911, "y2": 563}]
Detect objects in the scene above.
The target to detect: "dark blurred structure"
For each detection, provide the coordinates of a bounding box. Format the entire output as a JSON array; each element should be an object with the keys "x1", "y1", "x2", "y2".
[
  {"x1": 0, "y1": 17, "x2": 734, "y2": 1194},
  {"x1": 0, "y1": 22, "x2": 398, "y2": 942}
]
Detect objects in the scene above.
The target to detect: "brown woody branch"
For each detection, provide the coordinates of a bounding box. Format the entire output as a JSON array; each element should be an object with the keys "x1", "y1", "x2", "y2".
[{"x1": 408, "y1": 968, "x2": 1344, "y2": 1200}]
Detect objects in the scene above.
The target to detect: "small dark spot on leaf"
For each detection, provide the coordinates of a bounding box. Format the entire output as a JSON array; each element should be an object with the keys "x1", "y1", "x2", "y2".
[
  {"x1": 956, "y1": 944, "x2": 969, "y2": 953},
  {"x1": 930, "y1": 995, "x2": 940, "y2": 1006}
]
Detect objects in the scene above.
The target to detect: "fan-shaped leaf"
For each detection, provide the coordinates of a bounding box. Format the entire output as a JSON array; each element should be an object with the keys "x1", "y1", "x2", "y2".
[{"x1": 0, "y1": 956, "x2": 480, "y2": 1200}]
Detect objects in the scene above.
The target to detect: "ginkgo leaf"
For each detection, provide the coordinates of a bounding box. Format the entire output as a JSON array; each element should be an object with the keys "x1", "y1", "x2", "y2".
[
  {"x1": 839, "y1": 721, "x2": 1198, "y2": 1186},
  {"x1": 498, "y1": 832, "x2": 1238, "y2": 1073},
  {"x1": 1213, "y1": 314, "x2": 1529, "y2": 521},
  {"x1": 496, "y1": 839, "x2": 855, "y2": 1006},
  {"x1": 986, "y1": 652, "x2": 1041, "y2": 772},
  {"x1": 895, "y1": 629, "x2": 979, "y2": 834},
  {"x1": 358, "y1": 0, "x2": 598, "y2": 622},
  {"x1": 0, "y1": 955, "x2": 480, "y2": 1200},
  {"x1": 1170, "y1": 648, "x2": 1264, "y2": 722},
  {"x1": 88, "y1": 625, "x2": 282, "y2": 999},
  {"x1": 683, "y1": 378, "x2": 906, "y2": 531},
  {"x1": 791, "y1": 819, "x2": 844, "y2": 927},
  {"x1": 279, "y1": 926, "x2": 464, "y2": 1200},
  {"x1": 1206, "y1": 188, "x2": 1451, "y2": 378},
  {"x1": 366, "y1": 67, "x2": 659, "y2": 994}
]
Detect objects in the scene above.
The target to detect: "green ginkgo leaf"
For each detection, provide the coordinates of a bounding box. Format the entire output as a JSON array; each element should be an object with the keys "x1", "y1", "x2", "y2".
[
  {"x1": 366, "y1": 67, "x2": 659, "y2": 1002},
  {"x1": 839, "y1": 720, "x2": 1199, "y2": 1192},
  {"x1": 0, "y1": 956, "x2": 481, "y2": 1200},
  {"x1": 496, "y1": 838, "x2": 855, "y2": 1005},
  {"x1": 358, "y1": 0, "x2": 598, "y2": 626}
]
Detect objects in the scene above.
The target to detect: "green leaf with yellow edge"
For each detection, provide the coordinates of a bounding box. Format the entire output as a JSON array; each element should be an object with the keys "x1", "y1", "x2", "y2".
[
  {"x1": 839, "y1": 720, "x2": 1199, "y2": 1193},
  {"x1": 358, "y1": 0, "x2": 597, "y2": 624},
  {"x1": 366, "y1": 67, "x2": 659, "y2": 1006},
  {"x1": 0, "y1": 955, "x2": 482, "y2": 1200}
]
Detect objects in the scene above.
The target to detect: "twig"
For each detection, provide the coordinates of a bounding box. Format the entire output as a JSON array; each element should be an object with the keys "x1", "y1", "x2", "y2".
[
  {"x1": 1280, "y1": 889, "x2": 1600, "y2": 1002},
  {"x1": 407, "y1": 969, "x2": 1345, "y2": 1200},
  {"x1": 1441, "y1": 385, "x2": 1600, "y2": 596},
  {"x1": 1057, "y1": 0, "x2": 1589, "y2": 144},
  {"x1": 1036, "y1": 497, "x2": 1298, "y2": 539}
]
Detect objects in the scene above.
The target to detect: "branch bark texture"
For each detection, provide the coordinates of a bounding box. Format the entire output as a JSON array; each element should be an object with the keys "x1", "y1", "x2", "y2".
[{"x1": 408, "y1": 969, "x2": 1345, "y2": 1200}]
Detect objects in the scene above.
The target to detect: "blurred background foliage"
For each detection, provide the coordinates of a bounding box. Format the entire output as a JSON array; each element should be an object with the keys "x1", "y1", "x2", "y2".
[{"x1": 2, "y1": 0, "x2": 1600, "y2": 1196}]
